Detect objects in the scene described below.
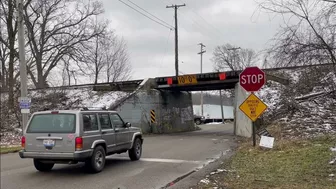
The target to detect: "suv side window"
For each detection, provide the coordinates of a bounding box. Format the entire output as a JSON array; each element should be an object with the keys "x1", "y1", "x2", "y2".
[
  {"x1": 110, "y1": 114, "x2": 124, "y2": 129},
  {"x1": 82, "y1": 114, "x2": 99, "y2": 132},
  {"x1": 99, "y1": 114, "x2": 113, "y2": 130}
]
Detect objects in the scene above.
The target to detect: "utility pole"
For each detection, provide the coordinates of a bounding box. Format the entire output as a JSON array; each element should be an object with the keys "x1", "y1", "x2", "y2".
[
  {"x1": 219, "y1": 90, "x2": 225, "y2": 123},
  {"x1": 166, "y1": 4, "x2": 185, "y2": 78},
  {"x1": 198, "y1": 43, "x2": 206, "y2": 116},
  {"x1": 17, "y1": 0, "x2": 28, "y2": 130}
]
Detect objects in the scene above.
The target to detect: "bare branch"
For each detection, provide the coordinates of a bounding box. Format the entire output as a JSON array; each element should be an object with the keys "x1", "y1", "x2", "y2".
[
  {"x1": 258, "y1": 0, "x2": 336, "y2": 69},
  {"x1": 212, "y1": 43, "x2": 258, "y2": 71},
  {"x1": 23, "y1": 0, "x2": 105, "y2": 88}
]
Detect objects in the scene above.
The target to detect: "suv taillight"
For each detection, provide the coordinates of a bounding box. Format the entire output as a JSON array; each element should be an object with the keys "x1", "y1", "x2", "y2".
[
  {"x1": 21, "y1": 136, "x2": 26, "y2": 149},
  {"x1": 75, "y1": 137, "x2": 83, "y2": 151}
]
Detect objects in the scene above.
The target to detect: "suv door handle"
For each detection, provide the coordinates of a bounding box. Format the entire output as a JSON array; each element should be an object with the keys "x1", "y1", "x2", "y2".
[
  {"x1": 115, "y1": 130, "x2": 119, "y2": 133},
  {"x1": 102, "y1": 131, "x2": 107, "y2": 134}
]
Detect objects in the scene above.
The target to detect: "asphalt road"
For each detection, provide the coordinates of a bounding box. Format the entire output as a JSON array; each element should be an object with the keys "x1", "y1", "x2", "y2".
[{"x1": 1, "y1": 123, "x2": 235, "y2": 189}]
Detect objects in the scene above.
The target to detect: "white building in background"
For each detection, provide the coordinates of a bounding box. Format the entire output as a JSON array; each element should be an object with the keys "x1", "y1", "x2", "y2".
[{"x1": 193, "y1": 104, "x2": 234, "y2": 120}]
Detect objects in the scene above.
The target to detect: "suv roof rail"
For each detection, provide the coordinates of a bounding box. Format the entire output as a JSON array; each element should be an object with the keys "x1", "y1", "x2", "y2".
[
  {"x1": 40, "y1": 106, "x2": 109, "y2": 111},
  {"x1": 79, "y1": 106, "x2": 109, "y2": 111}
]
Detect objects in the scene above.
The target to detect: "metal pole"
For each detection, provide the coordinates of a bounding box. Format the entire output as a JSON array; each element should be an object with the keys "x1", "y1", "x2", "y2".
[
  {"x1": 219, "y1": 90, "x2": 225, "y2": 123},
  {"x1": 200, "y1": 51, "x2": 203, "y2": 116},
  {"x1": 252, "y1": 121, "x2": 256, "y2": 146},
  {"x1": 17, "y1": 0, "x2": 28, "y2": 131}
]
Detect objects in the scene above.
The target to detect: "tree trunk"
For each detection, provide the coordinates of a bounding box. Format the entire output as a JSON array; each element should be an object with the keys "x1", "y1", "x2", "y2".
[
  {"x1": 94, "y1": 71, "x2": 98, "y2": 84},
  {"x1": 1, "y1": 60, "x2": 6, "y2": 90},
  {"x1": 35, "y1": 55, "x2": 45, "y2": 89},
  {"x1": 7, "y1": 52, "x2": 14, "y2": 111},
  {"x1": 7, "y1": 0, "x2": 16, "y2": 111}
]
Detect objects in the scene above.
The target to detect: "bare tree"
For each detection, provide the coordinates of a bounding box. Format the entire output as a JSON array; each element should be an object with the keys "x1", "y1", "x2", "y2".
[
  {"x1": 74, "y1": 28, "x2": 132, "y2": 84},
  {"x1": 212, "y1": 43, "x2": 258, "y2": 71},
  {"x1": 23, "y1": 0, "x2": 106, "y2": 89},
  {"x1": 105, "y1": 36, "x2": 131, "y2": 82},
  {"x1": 0, "y1": 0, "x2": 19, "y2": 110},
  {"x1": 258, "y1": 0, "x2": 336, "y2": 69}
]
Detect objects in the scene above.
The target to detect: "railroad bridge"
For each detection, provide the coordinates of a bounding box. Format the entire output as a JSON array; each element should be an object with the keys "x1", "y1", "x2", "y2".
[{"x1": 90, "y1": 68, "x2": 289, "y2": 137}]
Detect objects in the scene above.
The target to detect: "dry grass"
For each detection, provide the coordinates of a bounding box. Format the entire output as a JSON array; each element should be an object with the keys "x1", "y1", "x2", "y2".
[
  {"x1": 0, "y1": 146, "x2": 21, "y2": 154},
  {"x1": 194, "y1": 134, "x2": 336, "y2": 189}
]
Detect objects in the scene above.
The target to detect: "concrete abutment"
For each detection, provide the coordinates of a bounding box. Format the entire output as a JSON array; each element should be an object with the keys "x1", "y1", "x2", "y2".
[
  {"x1": 234, "y1": 83, "x2": 253, "y2": 137},
  {"x1": 113, "y1": 88, "x2": 195, "y2": 134}
]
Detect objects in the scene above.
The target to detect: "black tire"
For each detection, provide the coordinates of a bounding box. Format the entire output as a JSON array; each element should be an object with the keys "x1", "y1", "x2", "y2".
[
  {"x1": 195, "y1": 119, "x2": 201, "y2": 125},
  {"x1": 33, "y1": 159, "x2": 54, "y2": 172},
  {"x1": 128, "y1": 137, "x2": 142, "y2": 161},
  {"x1": 85, "y1": 145, "x2": 106, "y2": 173}
]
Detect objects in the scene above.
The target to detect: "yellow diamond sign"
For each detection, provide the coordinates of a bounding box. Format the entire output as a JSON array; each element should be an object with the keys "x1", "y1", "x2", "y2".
[{"x1": 239, "y1": 93, "x2": 268, "y2": 122}]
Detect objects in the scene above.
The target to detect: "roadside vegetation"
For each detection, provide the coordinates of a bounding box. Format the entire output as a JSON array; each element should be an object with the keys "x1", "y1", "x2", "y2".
[
  {"x1": 0, "y1": 145, "x2": 21, "y2": 154},
  {"x1": 193, "y1": 134, "x2": 336, "y2": 189}
]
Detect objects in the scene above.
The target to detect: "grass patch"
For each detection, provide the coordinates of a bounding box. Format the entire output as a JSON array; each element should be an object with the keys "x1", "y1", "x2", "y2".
[
  {"x1": 0, "y1": 146, "x2": 22, "y2": 154},
  {"x1": 224, "y1": 135, "x2": 336, "y2": 189},
  {"x1": 194, "y1": 135, "x2": 336, "y2": 189}
]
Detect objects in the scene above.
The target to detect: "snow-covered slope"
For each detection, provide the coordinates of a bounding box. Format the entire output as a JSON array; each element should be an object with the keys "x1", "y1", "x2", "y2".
[{"x1": 256, "y1": 67, "x2": 336, "y2": 139}]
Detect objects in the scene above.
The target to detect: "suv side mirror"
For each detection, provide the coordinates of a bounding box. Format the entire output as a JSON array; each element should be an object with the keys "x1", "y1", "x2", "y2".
[{"x1": 125, "y1": 122, "x2": 131, "y2": 127}]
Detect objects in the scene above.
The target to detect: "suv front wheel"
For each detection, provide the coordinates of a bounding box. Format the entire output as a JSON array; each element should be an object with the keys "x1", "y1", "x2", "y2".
[
  {"x1": 85, "y1": 145, "x2": 106, "y2": 173},
  {"x1": 128, "y1": 137, "x2": 142, "y2": 161}
]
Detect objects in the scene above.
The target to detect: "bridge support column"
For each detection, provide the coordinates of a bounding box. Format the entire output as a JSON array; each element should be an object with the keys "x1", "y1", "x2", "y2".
[{"x1": 234, "y1": 83, "x2": 252, "y2": 137}]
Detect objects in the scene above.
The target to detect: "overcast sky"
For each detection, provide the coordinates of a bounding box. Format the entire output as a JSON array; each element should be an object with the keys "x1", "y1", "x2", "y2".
[{"x1": 100, "y1": 0, "x2": 283, "y2": 80}]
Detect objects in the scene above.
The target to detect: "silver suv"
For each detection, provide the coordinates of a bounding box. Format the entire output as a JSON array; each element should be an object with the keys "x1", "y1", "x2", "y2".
[{"x1": 19, "y1": 108, "x2": 143, "y2": 173}]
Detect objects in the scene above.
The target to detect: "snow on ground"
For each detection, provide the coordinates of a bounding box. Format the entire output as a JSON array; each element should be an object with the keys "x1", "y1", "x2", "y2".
[
  {"x1": 256, "y1": 80, "x2": 285, "y2": 114},
  {"x1": 63, "y1": 89, "x2": 128, "y2": 108}
]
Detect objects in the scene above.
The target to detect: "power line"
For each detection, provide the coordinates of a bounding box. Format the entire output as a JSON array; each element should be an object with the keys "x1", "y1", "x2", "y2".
[
  {"x1": 119, "y1": 0, "x2": 173, "y2": 30},
  {"x1": 165, "y1": 1, "x2": 218, "y2": 43},
  {"x1": 126, "y1": 0, "x2": 174, "y2": 29},
  {"x1": 164, "y1": 0, "x2": 224, "y2": 44},
  {"x1": 177, "y1": 0, "x2": 224, "y2": 39},
  {"x1": 160, "y1": 24, "x2": 173, "y2": 67}
]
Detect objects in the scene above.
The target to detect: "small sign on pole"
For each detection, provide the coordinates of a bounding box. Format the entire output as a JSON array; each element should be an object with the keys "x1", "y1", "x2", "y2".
[
  {"x1": 239, "y1": 66, "x2": 266, "y2": 92},
  {"x1": 239, "y1": 93, "x2": 268, "y2": 122},
  {"x1": 18, "y1": 97, "x2": 31, "y2": 113}
]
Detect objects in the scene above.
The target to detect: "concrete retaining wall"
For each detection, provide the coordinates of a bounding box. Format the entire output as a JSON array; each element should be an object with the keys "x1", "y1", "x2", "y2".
[
  {"x1": 114, "y1": 89, "x2": 195, "y2": 134},
  {"x1": 234, "y1": 83, "x2": 252, "y2": 137}
]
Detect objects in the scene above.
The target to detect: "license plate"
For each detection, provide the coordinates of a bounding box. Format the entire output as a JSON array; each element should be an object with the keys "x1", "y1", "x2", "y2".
[{"x1": 43, "y1": 139, "x2": 55, "y2": 147}]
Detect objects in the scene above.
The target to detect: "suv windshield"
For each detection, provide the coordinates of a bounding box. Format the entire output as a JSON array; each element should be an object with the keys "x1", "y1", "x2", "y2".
[{"x1": 27, "y1": 113, "x2": 76, "y2": 133}]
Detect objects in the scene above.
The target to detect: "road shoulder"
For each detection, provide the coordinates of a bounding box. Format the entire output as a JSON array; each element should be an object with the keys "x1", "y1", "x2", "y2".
[{"x1": 165, "y1": 138, "x2": 238, "y2": 189}]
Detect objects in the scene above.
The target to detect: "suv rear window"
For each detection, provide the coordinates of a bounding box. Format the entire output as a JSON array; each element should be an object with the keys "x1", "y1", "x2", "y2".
[{"x1": 27, "y1": 113, "x2": 76, "y2": 133}]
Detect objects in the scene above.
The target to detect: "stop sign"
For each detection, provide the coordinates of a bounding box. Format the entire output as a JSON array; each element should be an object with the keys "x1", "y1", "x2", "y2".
[{"x1": 239, "y1": 67, "x2": 266, "y2": 92}]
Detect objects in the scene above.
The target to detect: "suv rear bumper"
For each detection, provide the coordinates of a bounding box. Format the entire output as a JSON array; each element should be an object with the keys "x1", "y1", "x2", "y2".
[{"x1": 19, "y1": 149, "x2": 93, "y2": 160}]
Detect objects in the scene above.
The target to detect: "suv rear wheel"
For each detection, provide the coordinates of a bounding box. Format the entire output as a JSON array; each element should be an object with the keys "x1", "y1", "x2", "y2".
[
  {"x1": 128, "y1": 137, "x2": 142, "y2": 161},
  {"x1": 33, "y1": 159, "x2": 54, "y2": 172},
  {"x1": 85, "y1": 145, "x2": 106, "y2": 173}
]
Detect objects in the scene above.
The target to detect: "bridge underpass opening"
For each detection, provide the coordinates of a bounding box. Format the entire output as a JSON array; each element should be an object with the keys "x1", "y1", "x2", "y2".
[{"x1": 154, "y1": 72, "x2": 253, "y2": 138}]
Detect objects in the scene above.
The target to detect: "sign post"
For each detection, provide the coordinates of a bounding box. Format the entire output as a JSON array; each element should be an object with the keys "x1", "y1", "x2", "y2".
[{"x1": 239, "y1": 67, "x2": 267, "y2": 146}]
